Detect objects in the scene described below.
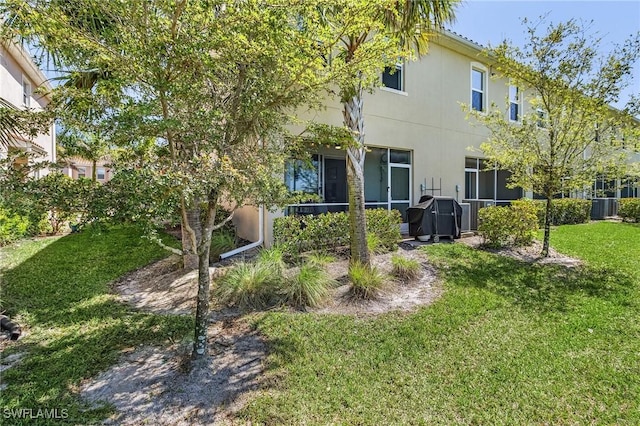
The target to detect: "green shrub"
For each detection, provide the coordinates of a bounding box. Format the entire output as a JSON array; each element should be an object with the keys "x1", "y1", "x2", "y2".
[
  {"x1": 509, "y1": 199, "x2": 539, "y2": 246},
  {"x1": 282, "y1": 263, "x2": 335, "y2": 308},
  {"x1": 366, "y1": 233, "x2": 384, "y2": 255},
  {"x1": 391, "y1": 254, "x2": 421, "y2": 281},
  {"x1": 534, "y1": 199, "x2": 591, "y2": 226},
  {"x1": 478, "y1": 206, "x2": 512, "y2": 248},
  {"x1": 365, "y1": 209, "x2": 402, "y2": 253},
  {"x1": 348, "y1": 262, "x2": 386, "y2": 300},
  {"x1": 619, "y1": 198, "x2": 640, "y2": 222},
  {"x1": 0, "y1": 208, "x2": 29, "y2": 245},
  {"x1": 273, "y1": 209, "x2": 401, "y2": 259},
  {"x1": 479, "y1": 200, "x2": 539, "y2": 248},
  {"x1": 274, "y1": 212, "x2": 349, "y2": 256}
]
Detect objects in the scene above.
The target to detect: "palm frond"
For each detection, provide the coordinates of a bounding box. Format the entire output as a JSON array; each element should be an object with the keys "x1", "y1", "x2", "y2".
[
  {"x1": 387, "y1": 0, "x2": 459, "y2": 55},
  {"x1": 0, "y1": 97, "x2": 22, "y2": 149}
]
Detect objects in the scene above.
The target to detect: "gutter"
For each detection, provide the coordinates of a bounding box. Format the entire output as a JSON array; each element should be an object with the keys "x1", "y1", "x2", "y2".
[{"x1": 219, "y1": 206, "x2": 264, "y2": 260}]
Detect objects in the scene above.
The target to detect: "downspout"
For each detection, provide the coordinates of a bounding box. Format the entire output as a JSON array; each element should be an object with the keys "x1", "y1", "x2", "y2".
[{"x1": 219, "y1": 206, "x2": 264, "y2": 260}]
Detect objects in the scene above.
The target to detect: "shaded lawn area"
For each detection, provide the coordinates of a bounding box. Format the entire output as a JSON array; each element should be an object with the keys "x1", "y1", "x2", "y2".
[
  {"x1": 0, "y1": 227, "x2": 192, "y2": 425},
  {"x1": 243, "y1": 222, "x2": 640, "y2": 424}
]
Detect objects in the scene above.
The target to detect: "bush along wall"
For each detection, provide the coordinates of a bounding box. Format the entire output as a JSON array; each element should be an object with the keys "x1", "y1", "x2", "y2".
[
  {"x1": 0, "y1": 208, "x2": 30, "y2": 246},
  {"x1": 478, "y1": 199, "x2": 539, "y2": 248},
  {"x1": 534, "y1": 199, "x2": 591, "y2": 226},
  {"x1": 274, "y1": 209, "x2": 402, "y2": 259},
  {"x1": 619, "y1": 198, "x2": 640, "y2": 222}
]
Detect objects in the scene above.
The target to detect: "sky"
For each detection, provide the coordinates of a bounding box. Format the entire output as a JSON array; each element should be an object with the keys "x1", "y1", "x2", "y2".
[{"x1": 450, "y1": 0, "x2": 640, "y2": 108}]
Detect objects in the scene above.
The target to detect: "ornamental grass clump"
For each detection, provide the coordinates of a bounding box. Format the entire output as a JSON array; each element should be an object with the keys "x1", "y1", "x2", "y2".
[
  {"x1": 348, "y1": 262, "x2": 386, "y2": 300},
  {"x1": 303, "y1": 252, "x2": 337, "y2": 267},
  {"x1": 215, "y1": 247, "x2": 336, "y2": 309},
  {"x1": 209, "y1": 229, "x2": 235, "y2": 261},
  {"x1": 391, "y1": 254, "x2": 421, "y2": 281},
  {"x1": 282, "y1": 263, "x2": 336, "y2": 308},
  {"x1": 214, "y1": 261, "x2": 280, "y2": 309}
]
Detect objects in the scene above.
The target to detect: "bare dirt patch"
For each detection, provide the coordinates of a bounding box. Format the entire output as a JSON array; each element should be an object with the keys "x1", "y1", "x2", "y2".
[
  {"x1": 113, "y1": 255, "x2": 201, "y2": 315},
  {"x1": 313, "y1": 246, "x2": 442, "y2": 316},
  {"x1": 81, "y1": 315, "x2": 266, "y2": 426},
  {"x1": 82, "y1": 244, "x2": 443, "y2": 424},
  {"x1": 458, "y1": 235, "x2": 582, "y2": 267}
]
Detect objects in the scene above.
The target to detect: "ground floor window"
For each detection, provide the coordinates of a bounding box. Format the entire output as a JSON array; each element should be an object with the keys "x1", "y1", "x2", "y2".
[
  {"x1": 621, "y1": 176, "x2": 639, "y2": 198},
  {"x1": 285, "y1": 147, "x2": 412, "y2": 220},
  {"x1": 464, "y1": 157, "x2": 522, "y2": 202},
  {"x1": 592, "y1": 176, "x2": 617, "y2": 198}
]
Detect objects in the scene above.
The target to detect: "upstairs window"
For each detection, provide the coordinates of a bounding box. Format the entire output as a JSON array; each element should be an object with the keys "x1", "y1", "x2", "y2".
[
  {"x1": 97, "y1": 168, "x2": 106, "y2": 180},
  {"x1": 77, "y1": 167, "x2": 86, "y2": 178},
  {"x1": 471, "y1": 68, "x2": 486, "y2": 112},
  {"x1": 382, "y1": 64, "x2": 403, "y2": 91},
  {"x1": 22, "y1": 77, "x2": 31, "y2": 107},
  {"x1": 509, "y1": 85, "x2": 520, "y2": 121}
]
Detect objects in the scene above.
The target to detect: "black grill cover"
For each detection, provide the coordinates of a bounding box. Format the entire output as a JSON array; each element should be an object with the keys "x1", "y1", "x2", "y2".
[{"x1": 408, "y1": 196, "x2": 463, "y2": 239}]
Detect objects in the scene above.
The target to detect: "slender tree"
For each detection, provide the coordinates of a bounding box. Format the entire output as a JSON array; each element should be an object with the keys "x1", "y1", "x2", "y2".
[
  {"x1": 469, "y1": 18, "x2": 640, "y2": 256},
  {"x1": 325, "y1": 0, "x2": 458, "y2": 267},
  {"x1": 3, "y1": 0, "x2": 344, "y2": 361}
]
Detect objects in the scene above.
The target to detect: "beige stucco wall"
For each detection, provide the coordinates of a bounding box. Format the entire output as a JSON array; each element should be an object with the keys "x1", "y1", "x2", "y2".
[
  {"x1": 232, "y1": 32, "x2": 639, "y2": 245},
  {"x1": 298, "y1": 36, "x2": 505, "y2": 206},
  {"x1": 239, "y1": 33, "x2": 516, "y2": 245},
  {"x1": 233, "y1": 205, "x2": 261, "y2": 243}
]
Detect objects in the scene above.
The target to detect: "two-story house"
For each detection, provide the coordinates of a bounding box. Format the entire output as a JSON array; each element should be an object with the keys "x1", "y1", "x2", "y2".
[
  {"x1": 224, "y1": 30, "x2": 640, "y2": 252},
  {"x1": 0, "y1": 39, "x2": 56, "y2": 176}
]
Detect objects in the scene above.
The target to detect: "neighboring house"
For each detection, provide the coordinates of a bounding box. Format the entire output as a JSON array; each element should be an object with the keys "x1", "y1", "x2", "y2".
[
  {"x1": 61, "y1": 156, "x2": 113, "y2": 182},
  {"x1": 230, "y1": 29, "x2": 640, "y2": 246},
  {"x1": 0, "y1": 39, "x2": 55, "y2": 176}
]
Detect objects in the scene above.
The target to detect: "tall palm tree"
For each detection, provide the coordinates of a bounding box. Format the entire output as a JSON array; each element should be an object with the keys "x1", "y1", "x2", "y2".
[{"x1": 330, "y1": 0, "x2": 459, "y2": 267}]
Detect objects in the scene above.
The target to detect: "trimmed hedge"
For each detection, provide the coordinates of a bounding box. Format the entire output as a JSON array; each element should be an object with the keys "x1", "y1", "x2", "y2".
[
  {"x1": 478, "y1": 199, "x2": 539, "y2": 248},
  {"x1": 619, "y1": 198, "x2": 640, "y2": 222},
  {"x1": 273, "y1": 209, "x2": 402, "y2": 258},
  {"x1": 534, "y1": 199, "x2": 591, "y2": 226}
]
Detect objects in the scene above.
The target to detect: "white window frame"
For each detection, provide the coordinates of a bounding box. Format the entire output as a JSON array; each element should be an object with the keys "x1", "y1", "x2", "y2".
[
  {"x1": 470, "y1": 63, "x2": 488, "y2": 113},
  {"x1": 22, "y1": 76, "x2": 31, "y2": 107},
  {"x1": 97, "y1": 168, "x2": 106, "y2": 180},
  {"x1": 77, "y1": 167, "x2": 86, "y2": 178},
  {"x1": 381, "y1": 63, "x2": 407, "y2": 95},
  {"x1": 509, "y1": 85, "x2": 521, "y2": 122}
]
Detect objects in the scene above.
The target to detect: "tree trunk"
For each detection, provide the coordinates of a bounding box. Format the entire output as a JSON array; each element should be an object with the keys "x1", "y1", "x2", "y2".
[
  {"x1": 192, "y1": 197, "x2": 219, "y2": 361},
  {"x1": 181, "y1": 204, "x2": 201, "y2": 270},
  {"x1": 542, "y1": 196, "x2": 552, "y2": 257},
  {"x1": 342, "y1": 87, "x2": 370, "y2": 267},
  {"x1": 192, "y1": 240, "x2": 212, "y2": 360},
  {"x1": 92, "y1": 159, "x2": 97, "y2": 182}
]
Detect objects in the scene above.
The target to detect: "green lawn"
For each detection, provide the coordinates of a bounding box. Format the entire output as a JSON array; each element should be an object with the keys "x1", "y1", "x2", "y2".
[
  {"x1": 0, "y1": 227, "x2": 192, "y2": 425},
  {"x1": 243, "y1": 222, "x2": 640, "y2": 424},
  {"x1": 1, "y1": 222, "x2": 638, "y2": 425}
]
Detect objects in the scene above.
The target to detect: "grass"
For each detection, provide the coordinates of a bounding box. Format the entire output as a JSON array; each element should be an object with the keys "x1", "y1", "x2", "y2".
[
  {"x1": 215, "y1": 248, "x2": 336, "y2": 309},
  {"x1": 214, "y1": 261, "x2": 279, "y2": 308},
  {"x1": 0, "y1": 226, "x2": 192, "y2": 425},
  {"x1": 283, "y1": 264, "x2": 335, "y2": 308},
  {"x1": 391, "y1": 253, "x2": 421, "y2": 281},
  {"x1": 241, "y1": 222, "x2": 640, "y2": 424},
  {"x1": 348, "y1": 262, "x2": 387, "y2": 300}
]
